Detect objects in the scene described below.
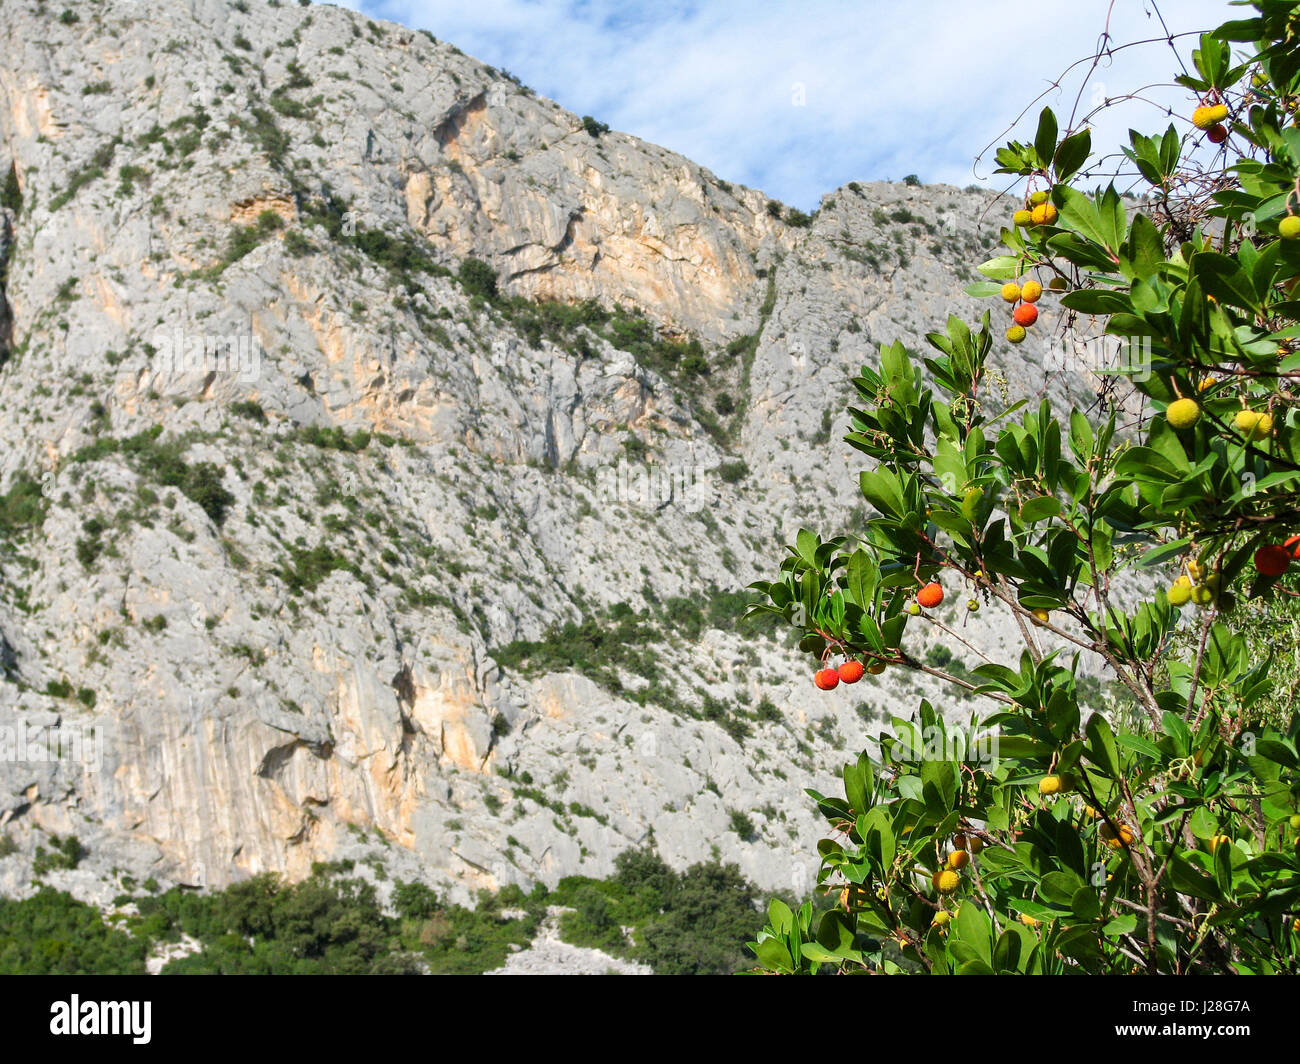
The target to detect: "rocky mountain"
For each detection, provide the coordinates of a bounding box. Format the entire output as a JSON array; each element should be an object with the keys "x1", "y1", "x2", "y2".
[{"x1": 0, "y1": 0, "x2": 1106, "y2": 906}]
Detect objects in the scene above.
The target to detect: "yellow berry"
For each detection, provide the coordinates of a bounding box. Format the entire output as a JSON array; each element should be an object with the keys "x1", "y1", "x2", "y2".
[
  {"x1": 1021, "y1": 280, "x2": 1043, "y2": 303},
  {"x1": 1039, "y1": 774, "x2": 1072, "y2": 796},
  {"x1": 1030, "y1": 203, "x2": 1058, "y2": 226},
  {"x1": 1006, "y1": 325, "x2": 1027, "y2": 344},
  {"x1": 1192, "y1": 103, "x2": 1229, "y2": 130},
  {"x1": 1235, "y1": 409, "x2": 1274, "y2": 441},
  {"x1": 1001, "y1": 282, "x2": 1023, "y2": 303},
  {"x1": 932, "y1": 910, "x2": 951, "y2": 927},
  {"x1": 933, "y1": 869, "x2": 961, "y2": 895},
  {"x1": 1166, "y1": 583, "x2": 1192, "y2": 607},
  {"x1": 947, "y1": 849, "x2": 970, "y2": 871},
  {"x1": 1166, "y1": 398, "x2": 1201, "y2": 429},
  {"x1": 1281, "y1": 216, "x2": 1300, "y2": 240},
  {"x1": 1013, "y1": 209, "x2": 1032, "y2": 227},
  {"x1": 1207, "y1": 834, "x2": 1231, "y2": 853}
]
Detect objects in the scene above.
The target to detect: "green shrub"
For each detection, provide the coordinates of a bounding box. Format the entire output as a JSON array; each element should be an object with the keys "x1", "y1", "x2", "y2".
[{"x1": 457, "y1": 257, "x2": 498, "y2": 301}]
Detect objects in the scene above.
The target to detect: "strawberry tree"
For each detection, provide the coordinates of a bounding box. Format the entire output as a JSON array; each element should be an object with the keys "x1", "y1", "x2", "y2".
[{"x1": 745, "y1": 3, "x2": 1300, "y2": 975}]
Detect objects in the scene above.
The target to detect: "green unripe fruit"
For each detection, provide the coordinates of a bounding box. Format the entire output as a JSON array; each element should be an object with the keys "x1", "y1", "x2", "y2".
[
  {"x1": 907, "y1": 602, "x2": 922, "y2": 616},
  {"x1": 1166, "y1": 398, "x2": 1201, "y2": 429},
  {"x1": 1006, "y1": 325, "x2": 1027, "y2": 344},
  {"x1": 1190, "y1": 585, "x2": 1215, "y2": 606},
  {"x1": 1012, "y1": 209, "x2": 1032, "y2": 227},
  {"x1": 1029, "y1": 189, "x2": 1050, "y2": 206},
  {"x1": 1280, "y1": 216, "x2": 1300, "y2": 240}
]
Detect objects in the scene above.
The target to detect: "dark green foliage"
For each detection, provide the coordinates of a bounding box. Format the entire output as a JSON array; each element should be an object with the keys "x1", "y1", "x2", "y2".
[
  {"x1": 296, "y1": 424, "x2": 371, "y2": 452},
  {"x1": 0, "y1": 889, "x2": 147, "y2": 974},
  {"x1": 581, "y1": 115, "x2": 610, "y2": 137},
  {"x1": 240, "y1": 107, "x2": 289, "y2": 167},
  {"x1": 902, "y1": 173, "x2": 921, "y2": 186},
  {"x1": 33, "y1": 835, "x2": 87, "y2": 875},
  {"x1": 71, "y1": 428, "x2": 234, "y2": 525},
  {"x1": 279, "y1": 545, "x2": 359, "y2": 593},
  {"x1": 229, "y1": 400, "x2": 267, "y2": 423},
  {"x1": 492, "y1": 591, "x2": 777, "y2": 724},
  {"x1": 0, "y1": 855, "x2": 762, "y2": 976},
  {"x1": 0, "y1": 472, "x2": 46, "y2": 537},
  {"x1": 785, "y1": 207, "x2": 813, "y2": 228},
  {"x1": 299, "y1": 192, "x2": 447, "y2": 282},
  {"x1": 457, "y1": 256, "x2": 498, "y2": 301},
  {"x1": 1, "y1": 163, "x2": 21, "y2": 214},
  {"x1": 49, "y1": 139, "x2": 119, "y2": 211},
  {"x1": 717, "y1": 459, "x2": 750, "y2": 483},
  {"x1": 728, "y1": 810, "x2": 756, "y2": 840},
  {"x1": 552, "y1": 849, "x2": 759, "y2": 974}
]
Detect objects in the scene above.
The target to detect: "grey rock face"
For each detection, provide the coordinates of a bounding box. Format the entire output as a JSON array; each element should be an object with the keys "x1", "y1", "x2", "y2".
[{"x1": 0, "y1": 0, "x2": 1113, "y2": 903}]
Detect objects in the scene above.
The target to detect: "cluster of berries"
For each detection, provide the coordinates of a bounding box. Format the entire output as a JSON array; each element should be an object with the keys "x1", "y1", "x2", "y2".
[
  {"x1": 813, "y1": 657, "x2": 885, "y2": 691},
  {"x1": 1192, "y1": 101, "x2": 1230, "y2": 144},
  {"x1": 1165, "y1": 398, "x2": 1275, "y2": 442},
  {"x1": 1011, "y1": 188, "x2": 1058, "y2": 229},
  {"x1": 999, "y1": 276, "x2": 1042, "y2": 345}
]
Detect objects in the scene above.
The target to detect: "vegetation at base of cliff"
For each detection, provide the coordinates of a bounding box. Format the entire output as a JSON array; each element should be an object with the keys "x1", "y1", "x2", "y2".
[
  {"x1": 0, "y1": 888, "x2": 150, "y2": 975},
  {"x1": 548, "y1": 848, "x2": 760, "y2": 974},
  {"x1": 0, "y1": 851, "x2": 764, "y2": 975}
]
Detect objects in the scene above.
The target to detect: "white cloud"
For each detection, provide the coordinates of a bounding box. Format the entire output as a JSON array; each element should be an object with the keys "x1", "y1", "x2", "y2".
[{"x1": 346, "y1": 0, "x2": 1243, "y2": 207}]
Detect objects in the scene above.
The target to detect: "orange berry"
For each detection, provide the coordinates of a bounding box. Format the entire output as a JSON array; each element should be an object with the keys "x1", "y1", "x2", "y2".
[
  {"x1": 838, "y1": 660, "x2": 865, "y2": 684},
  {"x1": 1012, "y1": 304, "x2": 1038, "y2": 327},
  {"x1": 1254, "y1": 545, "x2": 1291, "y2": 577},
  {"x1": 814, "y1": 668, "x2": 840, "y2": 691},
  {"x1": 916, "y1": 582, "x2": 944, "y2": 609},
  {"x1": 1030, "y1": 202, "x2": 1058, "y2": 226}
]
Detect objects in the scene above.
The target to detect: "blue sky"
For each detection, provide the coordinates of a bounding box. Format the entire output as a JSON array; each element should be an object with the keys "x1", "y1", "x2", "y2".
[{"x1": 343, "y1": 0, "x2": 1240, "y2": 209}]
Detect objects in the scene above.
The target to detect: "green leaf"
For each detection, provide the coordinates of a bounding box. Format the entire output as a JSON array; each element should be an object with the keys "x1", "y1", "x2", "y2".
[
  {"x1": 1053, "y1": 127, "x2": 1091, "y2": 184},
  {"x1": 1019, "y1": 496, "x2": 1061, "y2": 523},
  {"x1": 755, "y1": 937, "x2": 794, "y2": 973},
  {"x1": 1033, "y1": 107, "x2": 1058, "y2": 168},
  {"x1": 1085, "y1": 713, "x2": 1121, "y2": 777}
]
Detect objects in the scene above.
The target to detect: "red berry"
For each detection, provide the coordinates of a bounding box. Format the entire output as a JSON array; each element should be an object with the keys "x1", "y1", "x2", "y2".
[
  {"x1": 1012, "y1": 304, "x2": 1038, "y2": 327},
  {"x1": 1285, "y1": 534, "x2": 1300, "y2": 559},
  {"x1": 1254, "y1": 544, "x2": 1291, "y2": 577},
  {"x1": 917, "y1": 582, "x2": 944, "y2": 609},
  {"x1": 1207, "y1": 124, "x2": 1228, "y2": 144},
  {"x1": 838, "y1": 660, "x2": 865, "y2": 684},
  {"x1": 814, "y1": 668, "x2": 840, "y2": 691}
]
